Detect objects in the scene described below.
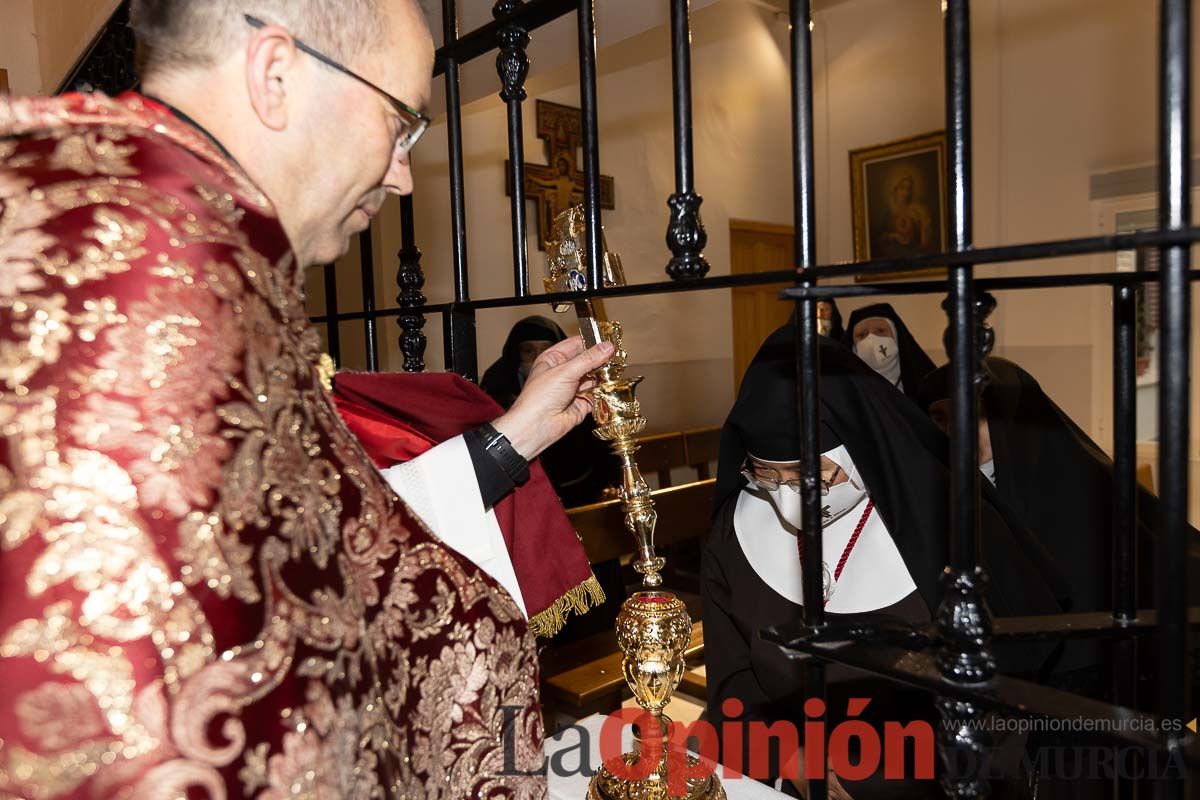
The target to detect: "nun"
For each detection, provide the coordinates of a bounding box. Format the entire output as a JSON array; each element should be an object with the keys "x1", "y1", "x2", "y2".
[
  {"x1": 481, "y1": 316, "x2": 616, "y2": 509},
  {"x1": 817, "y1": 299, "x2": 845, "y2": 340},
  {"x1": 917, "y1": 358, "x2": 1200, "y2": 675},
  {"x1": 843, "y1": 303, "x2": 936, "y2": 402},
  {"x1": 703, "y1": 326, "x2": 1069, "y2": 798},
  {"x1": 917, "y1": 357, "x2": 1200, "y2": 798}
]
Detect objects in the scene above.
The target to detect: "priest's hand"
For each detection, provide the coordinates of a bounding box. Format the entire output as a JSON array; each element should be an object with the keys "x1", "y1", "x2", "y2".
[{"x1": 493, "y1": 336, "x2": 615, "y2": 460}]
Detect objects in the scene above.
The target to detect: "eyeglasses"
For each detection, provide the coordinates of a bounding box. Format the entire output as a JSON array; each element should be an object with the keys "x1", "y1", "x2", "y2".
[
  {"x1": 245, "y1": 15, "x2": 431, "y2": 159},
  {"x1": 740, "y1": 459, "x2": 843, "y2": 495}
]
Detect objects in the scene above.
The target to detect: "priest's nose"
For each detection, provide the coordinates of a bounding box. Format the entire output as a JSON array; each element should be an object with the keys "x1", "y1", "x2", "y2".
[{"x1": 385, "y1": 152, "x2": 414, "y2": 196}]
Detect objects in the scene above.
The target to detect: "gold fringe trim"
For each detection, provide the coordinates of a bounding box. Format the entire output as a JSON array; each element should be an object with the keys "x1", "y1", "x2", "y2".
[{"x1": 528, "y1": 573, "x2": 607, "y2": 639}]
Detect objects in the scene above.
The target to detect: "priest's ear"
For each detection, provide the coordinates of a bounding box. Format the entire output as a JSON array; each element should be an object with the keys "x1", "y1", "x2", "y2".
[{"x1": 243, "y1": 22, "x2": 301, "y2": 132}]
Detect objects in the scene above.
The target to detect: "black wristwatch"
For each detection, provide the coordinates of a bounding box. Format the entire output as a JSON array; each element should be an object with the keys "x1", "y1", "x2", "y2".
[{"x1": 477, "y1": 422, "x2": 530, "y2": 485}]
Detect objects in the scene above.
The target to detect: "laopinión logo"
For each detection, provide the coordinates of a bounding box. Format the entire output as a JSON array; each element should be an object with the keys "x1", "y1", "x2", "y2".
[
  {"x1": 502, "y1": 697, "x2": 936, "y2": 794},
  {"x1": 501, "y1": 699, "x2": 1192, "y2": 791}
]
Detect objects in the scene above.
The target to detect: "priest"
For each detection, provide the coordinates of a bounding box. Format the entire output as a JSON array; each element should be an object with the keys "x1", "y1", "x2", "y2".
[{"x1": 0, "y1": 1, "x2": 610, "y2": 797}]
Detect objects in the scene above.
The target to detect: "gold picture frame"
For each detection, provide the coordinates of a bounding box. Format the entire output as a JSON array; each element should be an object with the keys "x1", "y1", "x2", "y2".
[{"x1": 849, "y1": 130, "x2": 948, "y2": 282}]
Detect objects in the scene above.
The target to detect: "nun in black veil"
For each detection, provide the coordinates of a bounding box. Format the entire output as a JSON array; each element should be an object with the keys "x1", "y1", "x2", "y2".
[
  {"x1": 843, "y1": 303, "x2": 936, "y2": 402},
  {"x1": 818, "y1": 299, "x2": 845, "y2": 340},
  {"x1": 917, "y1": 357, "x2": 1200, "y2": 680},
  {"x1": 481, "y1": 316, "x2": 616, "y2": 509},
  {"x1": 788, "y1": 300, "x2": 845, "y2": 341},
  {"x1": 918, "y1": 356, "x2": 1200, "y2": 799},
  {"x1": 703, "y1": 325, "x2": 1070, "y2": 798}
]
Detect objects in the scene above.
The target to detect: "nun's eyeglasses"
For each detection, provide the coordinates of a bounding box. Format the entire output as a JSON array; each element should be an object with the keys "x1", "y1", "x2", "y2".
[{"x1": 740, "y1": 460, "x2": 843, "y2": 495}]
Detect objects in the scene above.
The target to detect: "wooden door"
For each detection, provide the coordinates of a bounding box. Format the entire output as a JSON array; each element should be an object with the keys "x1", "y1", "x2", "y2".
[{"x1": 730, "y1": 220, "x2": 795, "y2": 390}]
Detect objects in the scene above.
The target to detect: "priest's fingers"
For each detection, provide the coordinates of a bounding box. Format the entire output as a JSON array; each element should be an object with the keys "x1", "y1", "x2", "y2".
[
  {"x1": 492, "y1": 341, "x2": 612, "y2": 459},
  {"x1": 531, "y1": 335, "x2": 586, "y2": 373},
  {"x1": 564, "y1": 394, "x2": 594, "y2": 427},
  {"x1": 553, "y1": 339, "x2": 615, "y2": 382}
]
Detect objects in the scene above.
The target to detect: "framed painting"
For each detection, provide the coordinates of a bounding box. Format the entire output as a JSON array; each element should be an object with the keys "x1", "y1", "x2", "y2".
[{"x1": 849, "y1": 131, "x2": 948, "y2": 282}]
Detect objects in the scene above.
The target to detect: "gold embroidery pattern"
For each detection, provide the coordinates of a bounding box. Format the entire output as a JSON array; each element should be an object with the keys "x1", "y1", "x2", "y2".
[{"x1": 1, "y1": 94, "x2": 545, "y2": 799}]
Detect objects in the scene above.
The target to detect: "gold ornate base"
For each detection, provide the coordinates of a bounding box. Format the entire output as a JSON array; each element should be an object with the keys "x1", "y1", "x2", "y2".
[{"x1": 586, "y1": 751, "x2": 727, "y2": 800}]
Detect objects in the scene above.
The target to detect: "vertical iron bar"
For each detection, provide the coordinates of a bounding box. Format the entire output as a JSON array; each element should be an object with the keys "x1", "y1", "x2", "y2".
[
  {"x1": 665, "y1": 0, "x2": 709, "y2": 279},
  {"x1": 443, "y1": 0, "x2": 478, "y2": 378},
  {"x1": 496, "y1": 0, "x2": 531, "y2": 297},
  {"x1": 1112, "y1": 283, "x2": 1138, "y2": 800},
  {"x1": 397, "y1": 195, "x2": 428, "y2": 372},
  {"x1": 322, "y1": 262, "x2": 342, "y2": 368},
  {"x1": 945, "y1": 1, "x2": 980, "y2": 584},
  {"x1": 444, "y1": 308, "x2": 478, "y2": 382},
  {"x1": 444, "y1": 0, "x2": 471, "y2": 306},
  {"x1": 358, "y1": 229, "x2": 379, "y2": 371},
  {"x1": 1113, "y1": 283, "x2": 1138, "y2": 622},
  {"x1": 791, "y1": 2, "x2": 825, "y2": 799},
  {"x1": 1155, "y1": 1, "x2": 1192, "y2": 796},
  {"x1": 790, "y1": 0, "x2": 822, "y2": 632},
  {"x1": 937, "y1": 2, "x2": 994, "y2": 797},
  {"x1": 577, "y1": 0, "x2": 604, "y2": 291}
]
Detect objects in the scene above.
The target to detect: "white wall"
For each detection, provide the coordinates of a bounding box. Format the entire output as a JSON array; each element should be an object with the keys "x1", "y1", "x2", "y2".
[
  {"x1": 315, "y1": 0, "x2": 1200, "y2": 444},
  {"x1": 0, "y1": 0, "x2": 122, "y2": 95}
]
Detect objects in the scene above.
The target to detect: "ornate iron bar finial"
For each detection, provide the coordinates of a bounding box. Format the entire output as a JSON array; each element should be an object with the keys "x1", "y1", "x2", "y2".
[
  {"x1": 495, "y1": 1, "x2": 529, "y2": 103},
  {"x1": 665, "y1": 0, "x2": 710, "y2": 279},
  {"x1": 495, "y1": 0, "x2": 533, "y2": 297},
  {"x1": 397, "y1": 196, "x2": 427, "y2": 372}
]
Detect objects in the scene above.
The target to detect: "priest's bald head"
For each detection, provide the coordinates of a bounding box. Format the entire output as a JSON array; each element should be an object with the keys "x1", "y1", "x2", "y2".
[{"x1": 131, "y1": 0, "x2": 434, "y2": 267}]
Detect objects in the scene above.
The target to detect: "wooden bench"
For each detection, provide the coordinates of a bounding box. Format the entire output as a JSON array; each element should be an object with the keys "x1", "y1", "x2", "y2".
[
  {"x1": 569, "y1": 478, "x2": 716, "y2": 562},
  {"x1": 683, "y1": 427, "x2": 721, "y2": 481},
  {"x1": 541, "y1": 479, "x2": 716, "y2": 720},
  {"x1": 632, "y1": 426, "x2": 720, "y2": 489},
  {"x1": 630, "y1": 431, "x2": 687, "y2": 491},
  {"x1": 1137, "y1": 463, "x2": 1154, "y2": 493}
]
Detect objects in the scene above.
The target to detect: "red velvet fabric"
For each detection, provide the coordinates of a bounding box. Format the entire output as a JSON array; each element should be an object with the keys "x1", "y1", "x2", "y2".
[{"x1": 332, "y1": 370, "x2": 596, "y2": 626}]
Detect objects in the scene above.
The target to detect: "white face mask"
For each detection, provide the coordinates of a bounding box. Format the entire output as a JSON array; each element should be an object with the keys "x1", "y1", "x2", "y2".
[
  {"x1": 766, "y1": 484, "x2": 804, "y2": 529},
  {"x1": 821, "y1": 479, "x2": 867, "y2": 524},
  {"x1": 855, "y1": 333, "x2": 898, "y2": 370},
  {"x1": 816, "y1": 317, "x2": 833, "y2": 337},
  {"x1": 758, "y1": 445, "x2": 868, "y2": 529}
]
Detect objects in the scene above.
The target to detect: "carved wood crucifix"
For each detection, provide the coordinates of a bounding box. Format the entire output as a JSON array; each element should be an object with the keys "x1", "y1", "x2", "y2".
[{"x1": 505, "y1": 99, "x2": 615, "y2": 250}]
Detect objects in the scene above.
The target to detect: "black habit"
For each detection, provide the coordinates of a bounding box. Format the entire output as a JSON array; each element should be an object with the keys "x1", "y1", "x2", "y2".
[{"x1": 704, "y1": 327, "x2": 1069, "y2": 797}]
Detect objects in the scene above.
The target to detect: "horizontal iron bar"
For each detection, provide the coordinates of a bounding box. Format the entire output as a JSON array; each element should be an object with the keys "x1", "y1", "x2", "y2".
[
  {"x1": 803, "y1": 608, "x2": 1200, "y2": 648},
  {"x1": 990, "y1": 608, "x2": 1200, "y2": 640},
  {"x1": 433, "y1": 0, "x2": 575, "y2": 76},
  {"x1": 308, "y1": 227, "x2": 1200, "y2": 325},
  {"x1": 760, "y1": 627, "x2": 1199, "y2": 761},
  {"x1": 307, "y1": 267, "x2": 1200, "y2": 325},
  {"x1": 788, "y1": 269, "x2": 1200, "y2": 300},
  {"x1": 309, "y1": 227, "x2": 1200, "y2": 324},
  {"x1": 807, "y1": 226, "x2": 1200, "y2": 280}
]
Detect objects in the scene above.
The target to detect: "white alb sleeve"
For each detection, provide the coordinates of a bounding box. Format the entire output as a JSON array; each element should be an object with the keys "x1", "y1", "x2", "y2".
[{"x1": 379, "y1": 435, "x2": 527, "y2": 617}]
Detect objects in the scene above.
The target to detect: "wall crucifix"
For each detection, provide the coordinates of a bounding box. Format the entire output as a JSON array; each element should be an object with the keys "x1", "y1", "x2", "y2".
[{"x1": 505, "y1": 99, "x2": 615, "y2": 250}]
